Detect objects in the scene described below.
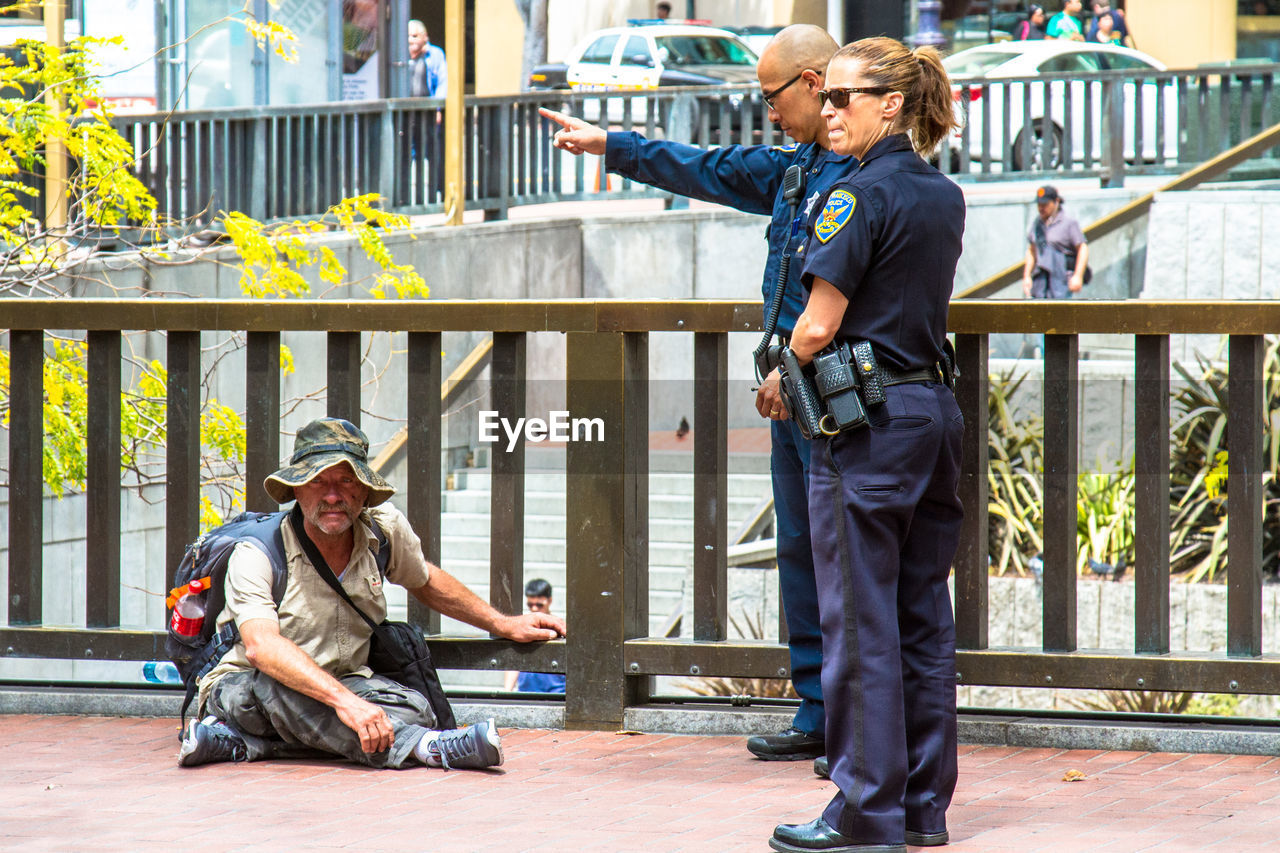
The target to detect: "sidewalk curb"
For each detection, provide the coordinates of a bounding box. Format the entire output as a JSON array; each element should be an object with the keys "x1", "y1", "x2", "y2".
[{"x1": 4, "y1": 687, "x2": 1278, "y2": 757}]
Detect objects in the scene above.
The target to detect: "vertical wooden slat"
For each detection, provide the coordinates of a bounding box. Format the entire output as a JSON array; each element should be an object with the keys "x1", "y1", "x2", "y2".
[
  {"x1": 1042, "y1": 334, "x2": 1078, "y2": 653},
  {"x1": 86, "y1": 330, "x2": 121, "y2": 628},
  {"x1": 8, "y1": 330, "x2": 45, "y2": 625},
  {"x1": 1134, "y1": 335, "x2": 1170, "y2": 654},
  {"x1": 954, "y1": 333, "x2": 989, "y2": 651},
  {"x1": 693, "y1": 333, "x2": 728, "y2": 642},
  {"x1": 166, "y1": 331, "x2": 201, "y2": 588},
  {"x1": 1227, "y1": 335, "x2": 1263, "y2": 658},
  {"x1": 489, "y1": 333, "x2": 526, "y2": 623},
  {"x1": 564, "y1": 331, "x2": 648, "y2": 730},
  {"x1": 327, "y1": 331, "x2": 361, "y2": 426},
  {"x1": 407, "y1": 331, "x2": 442, "y2": 632},
  {"x1": 245, "y1": 332, "x2": 281, "y2": 513}
]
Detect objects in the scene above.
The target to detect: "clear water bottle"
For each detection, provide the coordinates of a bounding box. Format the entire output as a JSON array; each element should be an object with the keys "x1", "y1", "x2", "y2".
[
  {"x1": 169, "y1": 580, "x2": 206, "y2": 638},
  {"x1": 142, "y1": 661, "x2": 182, "y2": 685}
]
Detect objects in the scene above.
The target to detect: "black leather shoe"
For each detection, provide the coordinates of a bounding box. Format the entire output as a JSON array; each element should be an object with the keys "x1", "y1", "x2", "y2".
[
  {"x1": 769, "y1": 818, "x2": 907, "y2": 853},
  {"x1": 748, "y1": 727, "x2": 825, "y2": 760},
  {"x1": 814, "y1": 755, "x2": 829, "y2": 778},
  {"x1": 904, "y1": 829, "x2": 949, "y2": 847}
]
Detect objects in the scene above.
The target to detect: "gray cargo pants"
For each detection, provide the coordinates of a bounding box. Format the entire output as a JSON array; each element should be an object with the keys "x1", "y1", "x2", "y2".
[{"x1": 206, "y1": 670, "x2": 437, "y2": 769}]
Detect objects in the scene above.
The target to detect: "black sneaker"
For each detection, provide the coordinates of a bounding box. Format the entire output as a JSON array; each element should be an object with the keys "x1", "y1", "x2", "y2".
[
  {"x1": 177, "y1": 716, "x2": 249, "y2": 767},
  {"x1": 747, "y1": 727, "x2": 825, "y2": 761},
  {"x1": 424, "y1": 718, "x2": 504, "y2": 770}
]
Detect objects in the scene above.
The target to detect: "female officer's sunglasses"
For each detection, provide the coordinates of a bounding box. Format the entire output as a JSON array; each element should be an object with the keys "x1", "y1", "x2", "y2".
[{"x1": 818, "y1": 86, "x2": 893, "y2": 108}]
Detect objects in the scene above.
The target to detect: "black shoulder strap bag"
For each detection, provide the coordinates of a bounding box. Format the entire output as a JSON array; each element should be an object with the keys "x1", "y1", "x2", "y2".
[{"x1": 289, "y1": 506, "x2": 457, "y2": 730}]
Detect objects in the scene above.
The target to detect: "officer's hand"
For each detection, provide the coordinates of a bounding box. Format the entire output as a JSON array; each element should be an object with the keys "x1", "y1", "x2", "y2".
[
  {"x1": 1068, "y1": 274, "x2": 1084, "y2": 293},
  {"x1": 540, "y1": 108, "x2": 607, "y2": 156},
  {"x1": 498, "y1": 612, "x2": 566, "y2": 642},
  {"x1": 1022, "y1": 275, "x2": 1033, "y2": 297},
  {"x1": 335, "y1": 694, "x2": 395, "y2": 754},
  {"x1": 756, "y1": 368, "x2": 789, "y2": 421}
]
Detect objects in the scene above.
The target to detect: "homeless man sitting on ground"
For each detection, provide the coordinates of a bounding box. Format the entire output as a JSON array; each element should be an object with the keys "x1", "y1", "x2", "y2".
[{"x1": 178, "y1": 417, "x2": 566, "y2": 770}]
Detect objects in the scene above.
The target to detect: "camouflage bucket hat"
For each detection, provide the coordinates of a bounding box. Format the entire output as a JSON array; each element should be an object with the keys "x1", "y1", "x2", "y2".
[{"x1": 264, "y1": 418, "x2": 395, "y2": 507}]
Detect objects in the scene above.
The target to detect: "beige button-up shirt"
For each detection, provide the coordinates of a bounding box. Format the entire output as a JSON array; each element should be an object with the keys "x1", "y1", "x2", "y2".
[{"x1": 197, "y1": 503, "x2": 431, "y2": 711}]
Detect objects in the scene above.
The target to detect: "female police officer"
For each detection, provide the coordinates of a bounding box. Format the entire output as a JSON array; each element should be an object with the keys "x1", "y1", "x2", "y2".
[{"x1": 768, "y1": 37, "x2": 965, "y2": 853}]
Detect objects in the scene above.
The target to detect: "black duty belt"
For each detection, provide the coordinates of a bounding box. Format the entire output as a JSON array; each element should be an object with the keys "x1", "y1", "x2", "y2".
[{"x1": 882, "y1": 367, "x2": 941, "y2": 387}]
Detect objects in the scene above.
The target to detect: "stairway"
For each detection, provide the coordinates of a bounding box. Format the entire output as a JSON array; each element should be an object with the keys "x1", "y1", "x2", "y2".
[{"x1": 434, "y1": 446, "x2": 774, "y2": 641}]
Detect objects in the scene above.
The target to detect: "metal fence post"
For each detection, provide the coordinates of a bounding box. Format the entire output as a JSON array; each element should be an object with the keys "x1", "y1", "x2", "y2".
[{"x1": 1101, "y1": 77, "x2": 1126, "y2": 189}]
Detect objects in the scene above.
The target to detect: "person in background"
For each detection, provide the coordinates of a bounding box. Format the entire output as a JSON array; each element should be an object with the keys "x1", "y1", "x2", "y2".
[
  {"x1": 656, "y1": 1, "x2": 673, "y2": 19},
  {"x1": 1047, "y1": 0, "x2": 1086, "y2": 41},
  {"x1": 505, "y1": 579, "x2": 567, "y2": 694},
  {"x1": 1087, "y1": 2, "x2": 1135, "y2": 47},
  {"x1": 408, "y1": 19, "x2": 447, "y2": 98},
  {"x1": 1091, "y1": 11, "x2": 1122, "y2": 45},
  {"x1": 1023, "y1": 184, "x2": 1088, "y2": 299},
  {"x1": 1014, "y1": 5, "x2": 1048, "y2": 40}
]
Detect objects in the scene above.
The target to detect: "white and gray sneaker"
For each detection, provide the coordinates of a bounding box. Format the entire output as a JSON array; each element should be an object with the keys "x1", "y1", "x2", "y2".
[
  {"x1": 177, "y1": 716, "x2": 249, "y2": 767},
  {"x1": 423, "y1": 718, "x2": 504, "y2": 770}
]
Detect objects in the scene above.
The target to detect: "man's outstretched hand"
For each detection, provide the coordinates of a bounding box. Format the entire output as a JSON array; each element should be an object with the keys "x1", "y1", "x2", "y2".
[
  {"x1": 540, "y1": 107, "x2": 608, "y2": 156},
  {"x1": 497, "y1": 611, "x2": 567, "y2": 642}
]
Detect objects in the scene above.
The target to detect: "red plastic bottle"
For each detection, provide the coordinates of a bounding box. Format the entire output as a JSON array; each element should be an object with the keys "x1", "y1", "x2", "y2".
[{"x1": 170, "y1": 580, "x2": 206, "y2": 638}]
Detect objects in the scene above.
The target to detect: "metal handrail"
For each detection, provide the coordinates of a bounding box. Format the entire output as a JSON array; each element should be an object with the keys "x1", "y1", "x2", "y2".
[{"x1": 79, "y1": 62, "x2": 1280, "y2": 236}]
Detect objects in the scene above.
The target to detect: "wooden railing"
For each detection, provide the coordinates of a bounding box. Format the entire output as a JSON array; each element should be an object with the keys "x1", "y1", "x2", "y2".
[{"x1": 3, "y1": 299, "x2": 1280, "y2": 728}]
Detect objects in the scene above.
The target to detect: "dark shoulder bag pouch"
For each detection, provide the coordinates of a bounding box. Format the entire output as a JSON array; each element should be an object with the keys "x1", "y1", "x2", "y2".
[{"x1": 289, "y1": 507, "x2": 457, "y2": 730}]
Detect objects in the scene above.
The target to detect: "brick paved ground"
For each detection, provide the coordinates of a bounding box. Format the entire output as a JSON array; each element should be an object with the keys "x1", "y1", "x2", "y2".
[{"x1": 4, "y1": 716, "x2": 1280, "y2": 852}]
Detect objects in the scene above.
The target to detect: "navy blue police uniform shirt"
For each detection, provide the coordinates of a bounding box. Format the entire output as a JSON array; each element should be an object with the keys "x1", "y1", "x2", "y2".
[
  {"x1": 607, "y1": 131, "x2": 856, "y2": 337},
  {"x1": 798, "y1": 134, "x2": 965, "y2": 371}
]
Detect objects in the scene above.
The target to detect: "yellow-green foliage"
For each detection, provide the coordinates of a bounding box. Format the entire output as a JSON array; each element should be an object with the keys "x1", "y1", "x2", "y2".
[
  {"x1": 1, "y1": 3, "x2": 423, "y2": 515},
  {"x1": 223, "y1": 194, "x2": 427, "y2": 300},
  {"x1": 0, "y1": 35, "x2": 156, "y2": 245}
]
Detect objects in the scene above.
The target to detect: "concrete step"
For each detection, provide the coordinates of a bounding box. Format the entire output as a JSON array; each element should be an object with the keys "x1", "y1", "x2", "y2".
[
  {"x1": 440, "y1": 512, "x2": 727, "y2": 543},
  {"x1": 435, "y1": 555, "x2": 690, "y2": 590},
  {"x1": 441, "y1": 490, "x2": 766, "y2": 520},
  {"x1": 441, "y1": 534, "x2": 697, "y2": 566},
  {"x1": 475, "y1": 445, "x2": 772, "y2": 475},
  {"x1": 452, "y1": 468, "x2": 774, "y2": 500}
]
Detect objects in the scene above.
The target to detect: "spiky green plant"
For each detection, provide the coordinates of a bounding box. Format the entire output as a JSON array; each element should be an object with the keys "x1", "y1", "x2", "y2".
[
  {"x1": 1076, "y1": 462, "x2": 1135, "y2": 575},
  {"x1": 1168, "y1": 338, "x2": 1280, "y2": 582},
  {"x1": 987, "y1": 368, "x2": 1045, "y2": 576}
]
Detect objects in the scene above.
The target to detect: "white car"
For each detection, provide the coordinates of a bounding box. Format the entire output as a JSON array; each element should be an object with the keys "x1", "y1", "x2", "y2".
[
  {"x1": 528, "y1": 24, "x2": 758, "y2": 93},
  {"x1": 942, "y1": 40, "x2": 1180, "y2": 170},
  {"x1": 529, "y1": 24, "x2": 759, "y2": 128}
]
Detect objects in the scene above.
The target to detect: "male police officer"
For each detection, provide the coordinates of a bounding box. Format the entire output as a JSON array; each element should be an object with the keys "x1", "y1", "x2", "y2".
[{"x1": 541, "y1": 24, "x2": 852, "y2": 765}]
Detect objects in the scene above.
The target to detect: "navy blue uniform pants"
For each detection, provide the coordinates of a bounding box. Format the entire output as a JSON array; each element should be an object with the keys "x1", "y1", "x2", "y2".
[
  {"x1": 808, "y1": 382, "x2": 964, "y2": 843},
  {"x1": 772, "y1": 417, "x2": 825, "y2": 736}
]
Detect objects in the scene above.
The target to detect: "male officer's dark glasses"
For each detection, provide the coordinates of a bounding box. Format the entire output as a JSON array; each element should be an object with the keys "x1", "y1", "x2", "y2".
[
  {"x1": 761, "y1": 72, "x2": 805, "y2": 108},
  {"x1": 818, "y1": 86, "x2": 893, "y2": 108}
]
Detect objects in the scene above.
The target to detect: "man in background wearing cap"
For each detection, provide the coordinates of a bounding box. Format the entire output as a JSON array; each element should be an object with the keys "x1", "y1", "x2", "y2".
[
  {"x1": 1023, "y1": 185, "x2": 1089, "y2": 299},
  {"x1": 178, "y1": 417, "x2": 565, "y2": 770}
]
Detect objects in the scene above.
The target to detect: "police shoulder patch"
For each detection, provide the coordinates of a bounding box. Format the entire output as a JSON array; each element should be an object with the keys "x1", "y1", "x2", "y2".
[{"x1": 814, "y1": 189, "x2": 856, "y2": 244}]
